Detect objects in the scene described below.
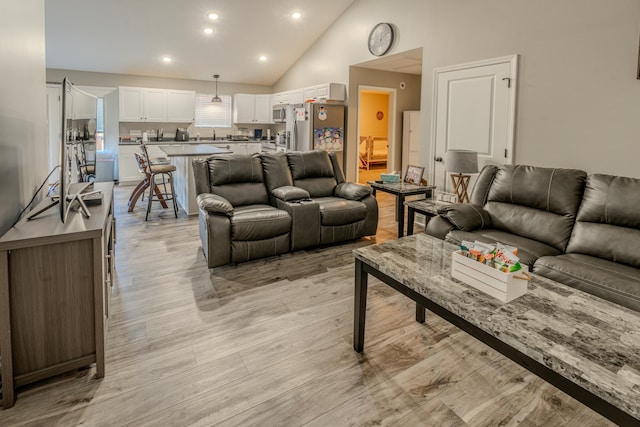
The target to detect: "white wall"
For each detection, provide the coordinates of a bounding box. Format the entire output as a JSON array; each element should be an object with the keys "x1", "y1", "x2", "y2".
[
  {"x1": 0, "y1": 0, "x2": 48, "y2": 235},
  {"x1": 275, "y1": 0, "x2": 640, "y2": 180}
]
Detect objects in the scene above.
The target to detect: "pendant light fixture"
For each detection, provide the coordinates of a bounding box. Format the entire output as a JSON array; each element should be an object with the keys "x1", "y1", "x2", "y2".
[{"x1": 211, "y1": 74, "x2": 222, "y2": 103}]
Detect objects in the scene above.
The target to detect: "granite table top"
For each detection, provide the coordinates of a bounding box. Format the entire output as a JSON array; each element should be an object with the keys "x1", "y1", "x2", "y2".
[
  {"x1": 353, "y1": 233, "x2": 640, "y2": 420},
  {"x1": 367, "y1": 181, "x2": 435, "y2": 195},
  {"x1": 159, "y1": 145, "x2": 232, "y2": 157}
]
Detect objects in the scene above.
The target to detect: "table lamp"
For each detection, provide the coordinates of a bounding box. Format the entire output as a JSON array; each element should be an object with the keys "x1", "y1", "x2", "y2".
[{"x1": 444, "y1": 150, "x2": 478, "y2": 203}]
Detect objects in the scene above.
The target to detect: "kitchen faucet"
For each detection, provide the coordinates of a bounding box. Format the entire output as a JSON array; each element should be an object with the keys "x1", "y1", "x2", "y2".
[{"x1": 212, "y1": 128, "x2": 216, "y2": 140}]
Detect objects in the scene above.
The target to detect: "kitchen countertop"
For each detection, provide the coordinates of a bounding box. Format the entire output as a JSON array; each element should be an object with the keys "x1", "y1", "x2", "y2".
[
  {"x1": 158, "y1": 144, "x2": 232, "y2": 157},
  {"x1": 118, "y1": 139, "x2": 269, "y2": 146}
]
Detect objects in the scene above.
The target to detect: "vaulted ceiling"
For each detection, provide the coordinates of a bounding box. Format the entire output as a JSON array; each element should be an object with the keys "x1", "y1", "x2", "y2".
[{"x1": 45, "y1": 0, "x2": 357, "y2": 86}]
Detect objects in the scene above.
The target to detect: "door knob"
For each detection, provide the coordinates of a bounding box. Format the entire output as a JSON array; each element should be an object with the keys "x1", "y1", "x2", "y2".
[{"x1": 434, "y1": 156, "x2": 443, "y2": 162}]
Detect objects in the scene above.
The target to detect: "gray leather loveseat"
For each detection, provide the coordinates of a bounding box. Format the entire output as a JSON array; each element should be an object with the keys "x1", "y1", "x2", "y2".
[
  {"x1": 193, "y1": 151, "x2": 378, "y2": 268},
  {"x1": 426, "y1": 164, "x2": 640, "y2": 312}
]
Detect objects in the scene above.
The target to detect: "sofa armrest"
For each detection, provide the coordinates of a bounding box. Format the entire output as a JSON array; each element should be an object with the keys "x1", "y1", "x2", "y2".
[
  {"x1": 437, "y1": 203, "x2": 492, "y2": 231},
  {"x1": 425, "y1": 216, "x2": 456, "y2": 240},
  {"x1": 197, "y1": 193, "x2": 234, "y2": 216},
  {"x1": 334, "y1": 182, "x2": 371, "y2": 201},
  {"x1": 272, "y1": 185, "x2": 310, "y2": 202}
]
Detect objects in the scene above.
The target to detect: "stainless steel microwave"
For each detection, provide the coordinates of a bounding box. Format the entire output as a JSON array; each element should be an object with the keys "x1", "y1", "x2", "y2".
[{"x1": 272, "y1": 105, "x2": 287, "y2": 122}]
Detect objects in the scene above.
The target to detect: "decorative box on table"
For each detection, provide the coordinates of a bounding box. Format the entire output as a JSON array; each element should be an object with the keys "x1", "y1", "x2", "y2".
[
  {"x1": 380, "y1": 173, "x2": 400, "y2": 183},
  {"x1": 451, "y1": 251, "x2": 529, "y2": 302}
]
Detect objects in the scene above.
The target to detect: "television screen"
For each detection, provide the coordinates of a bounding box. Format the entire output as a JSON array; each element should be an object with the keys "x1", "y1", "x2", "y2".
[{"x1": 60, "y1": 78, "x2": 98, "y2": 222}]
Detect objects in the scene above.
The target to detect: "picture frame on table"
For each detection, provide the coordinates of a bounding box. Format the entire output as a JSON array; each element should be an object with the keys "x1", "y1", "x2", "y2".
[{"x1": 404, "y1": 165, "x2": 424, "y2": 185}]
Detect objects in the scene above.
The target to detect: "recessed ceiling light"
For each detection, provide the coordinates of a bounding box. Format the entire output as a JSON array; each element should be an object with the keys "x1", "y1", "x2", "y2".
[
  {"x1": 208, "y1": 12, "x2": 219, "y2": 20},
  {"x1": 259, "y1": 55, "x2": 268, "y2": 62},
  {"x1": 203, "y1": 27, "x2": 213, "y2": 35},
  {"x1": 162, "y1": 56, "x2": 172, "y2": 63},
  {"x1": 291, "y1": 12, "x2": 301, "y2": 20}
]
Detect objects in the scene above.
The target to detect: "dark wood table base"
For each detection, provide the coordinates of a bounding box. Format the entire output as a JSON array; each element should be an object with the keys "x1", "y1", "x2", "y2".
[{"x1": 353, "y1": 258, "x2": 639, "y2": 426}]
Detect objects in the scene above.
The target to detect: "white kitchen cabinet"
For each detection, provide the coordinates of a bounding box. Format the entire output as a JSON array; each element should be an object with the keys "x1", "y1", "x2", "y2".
[
  {"x1": 303, "y1": 83, "x2": 346, "y2": 102},
  {"x1": 246, "y1": 142, "x2": 261, "y2": 154},
  {"x1": 119, "y1": 87, "x2": 195, "y2": 123},
  {"x1": 142, "y1": 89, "x2": 167, "y2": 122},
  {"x1": 289, "y1": 90, "x2": 303, "y2": 104},
  {"x1": 119, "y1": 87, "x2": 144, "y2": 121},
  {"x1": 271, "y1": 92, "x2": 290, "y2": 106},
  {"x1": 303, "y1": 87, "x2": 317, "y2": 101},
  {"x1": 167, "y1": 90, "x2": 195, "y2": 122},
  {"x1": 233, "y1": 94, "x2": 271, "y2": 124},
  {"x1": 71, "y1": 91, "x2": 97, "y2": 119}
]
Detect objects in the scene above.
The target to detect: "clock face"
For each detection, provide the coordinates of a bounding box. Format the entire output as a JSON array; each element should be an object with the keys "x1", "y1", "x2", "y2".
[{"x1": 368, "y1": 23, "x2": 394, "y2": 56}]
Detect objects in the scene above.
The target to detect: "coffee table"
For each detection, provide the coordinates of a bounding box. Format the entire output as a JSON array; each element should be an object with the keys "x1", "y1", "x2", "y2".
[
  {"x1": 352, "y1": 233, "x2": 640, "y2": 425},
  {"x1": 367, "y1": 181, "x2": 435, "y2": 237}
]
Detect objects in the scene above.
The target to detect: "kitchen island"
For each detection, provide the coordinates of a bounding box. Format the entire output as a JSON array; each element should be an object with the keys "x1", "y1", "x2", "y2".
[
  {"x1": 117, "y1": 140, "x2": 264, "y2": 184},
  {"x1": 159, "y1": 144, "x2": 231, "y2": 215}
]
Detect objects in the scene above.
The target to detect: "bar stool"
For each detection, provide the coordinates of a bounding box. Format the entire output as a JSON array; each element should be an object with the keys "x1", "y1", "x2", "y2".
[
  {"x1": 127, "y1": 152, "x2": 169, "y2": 212},
  {"x1": 139, "y1": 144, "x2": 178, "y2": 220}
]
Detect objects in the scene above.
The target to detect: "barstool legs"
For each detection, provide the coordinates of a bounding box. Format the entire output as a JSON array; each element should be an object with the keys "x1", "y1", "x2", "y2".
[{"x1": 145, "y1": 172, "x2": 179, "y2": 221}]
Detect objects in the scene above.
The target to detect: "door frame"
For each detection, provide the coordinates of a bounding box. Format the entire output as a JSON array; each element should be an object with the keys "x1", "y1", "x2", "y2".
[
  {"x1": 428, "y1": 54, "x2": 518, "y2": 186},
  {"x1": 356, "y1": 85, "x2": 397, "y2": 180}
]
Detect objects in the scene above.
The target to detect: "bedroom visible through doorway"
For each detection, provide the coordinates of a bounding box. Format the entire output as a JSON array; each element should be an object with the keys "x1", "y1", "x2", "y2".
[{"x1": 357, "y1": 87, "x2": 396, "y2": 183}]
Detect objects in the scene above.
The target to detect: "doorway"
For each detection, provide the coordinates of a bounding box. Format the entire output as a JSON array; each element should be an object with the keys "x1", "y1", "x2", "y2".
[{"x1": 356, "y1": 86, "x2": 396, "y2": 184}]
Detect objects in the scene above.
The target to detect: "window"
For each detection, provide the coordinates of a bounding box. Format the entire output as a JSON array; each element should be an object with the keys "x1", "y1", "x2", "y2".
[{"x1": 194, "y1": 93, "x2": 232, "y2": 128}]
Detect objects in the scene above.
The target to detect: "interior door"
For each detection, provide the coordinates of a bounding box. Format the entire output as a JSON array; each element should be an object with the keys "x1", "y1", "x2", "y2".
[{"x1": 431, "y1": 55, "x2": 518, "y2": 193}]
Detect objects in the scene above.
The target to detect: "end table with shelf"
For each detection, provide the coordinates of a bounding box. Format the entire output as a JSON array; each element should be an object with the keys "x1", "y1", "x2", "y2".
[{"x1": 367, "y1": 181, "x2": 435, "y2": 237}]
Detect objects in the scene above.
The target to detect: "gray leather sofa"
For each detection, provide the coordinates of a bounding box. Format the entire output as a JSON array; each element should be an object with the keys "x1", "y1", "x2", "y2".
[
  {"x1": 193, "y1": 151, "x2": 378, "y2": 268},
  {"x1": 426, "y1": 164, "x2": 640, "y2": 312}
]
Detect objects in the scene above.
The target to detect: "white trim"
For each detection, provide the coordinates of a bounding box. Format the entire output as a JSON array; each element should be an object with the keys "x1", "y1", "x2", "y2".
[{"x1": 429, "y1": 54, "x2": 518, "y2": 185}]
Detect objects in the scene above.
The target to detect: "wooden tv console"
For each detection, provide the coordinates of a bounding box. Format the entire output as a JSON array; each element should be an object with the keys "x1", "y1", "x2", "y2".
[{"x1": 0, "y1": 182, "x2": 116, "y2": 409}]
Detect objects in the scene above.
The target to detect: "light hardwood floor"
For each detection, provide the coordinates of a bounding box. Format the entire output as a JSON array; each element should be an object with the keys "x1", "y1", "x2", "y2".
[{"x1": 0, "y1": 183, "x2": 613, "y2": 426}]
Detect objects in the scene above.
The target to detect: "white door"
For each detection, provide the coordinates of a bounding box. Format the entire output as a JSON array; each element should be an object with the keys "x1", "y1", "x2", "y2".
[
  {"x1": 401, "y1": 110, "x2": 421, "y2": 177},
  {"x1": 431, "y1": 55, "x2": 518, "y2": 192}
]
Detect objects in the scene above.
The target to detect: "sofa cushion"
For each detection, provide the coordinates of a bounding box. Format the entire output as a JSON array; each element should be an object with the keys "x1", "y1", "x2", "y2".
[
  {"x1": 208, "y1": 154, "x2": 265, "y2": 186},
  {"x1": 533, "y1": 253, "x2": 640, "y2": 313},
  {"x1": 314, "y1": 197, "x2": 367, "y2": 226},
  {"x1": 566, "y1": 174, "x2": 640, "y2": 268},
  {"x1": 231, "y1": 205, "x2": 291, "y2": 241},
  {"x1": 287, "y1": 151, "x2": 335, "y2": 179},
  {"x1": 287, "y1": 151, "x2": 337, "y2": 197},
  {"x1": 260, "y1": 152, "x2": 293, "y2": 192},
  {"x1": 207, "y1": 154, "x2": 269, "y2": 206},
  {"x1": 484, "y1": 165, "x2": 586, "y2": 251},
  {"x1": 446, "y1": 229, "x2": 562, "y2": 266},
  {"x1": 469, "y1": 164, "x2": 498, "y2": 205}
]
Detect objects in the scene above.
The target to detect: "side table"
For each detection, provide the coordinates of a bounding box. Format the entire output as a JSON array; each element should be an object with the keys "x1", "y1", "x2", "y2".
[
  {"x1": 367, "y1": 181, "x2": 435, "y2": 237},
  {"x1": 404, "y1": 198, "x2": 452, "y2": 235}
]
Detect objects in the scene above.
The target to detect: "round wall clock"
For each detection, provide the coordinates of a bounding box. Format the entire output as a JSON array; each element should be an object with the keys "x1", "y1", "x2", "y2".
[{"x1": 368, "y1": 23, "x2": 394, "y2": 56}]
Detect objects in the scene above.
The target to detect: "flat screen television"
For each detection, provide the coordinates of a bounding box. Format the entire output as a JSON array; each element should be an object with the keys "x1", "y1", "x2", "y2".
[
  {"x1": 27, "y1": 78, "x2": 98, "y2": 222},
  {"x1": 60, "y1": 78, "x2": 99, "y2": 221}
]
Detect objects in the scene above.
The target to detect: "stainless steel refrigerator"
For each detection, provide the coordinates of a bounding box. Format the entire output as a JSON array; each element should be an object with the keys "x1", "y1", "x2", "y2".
[{"x1": 285, "y1": 103, "x2": 345, "y2": 153}]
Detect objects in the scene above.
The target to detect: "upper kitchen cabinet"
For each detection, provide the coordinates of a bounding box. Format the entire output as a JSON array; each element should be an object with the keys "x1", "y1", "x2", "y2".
[
  {"x1": 233, "y1": 94, "x2": 271, "y2": 124},
  {"x1": 166, "y1": 90, "x2": 195, "y2": 122},
  {"x1": 119, "y1": 86, "x2": 195, "y2": 122},
  {"x1": 289, "y1": 89, "x2": 303, "y2": 104},
  {"x1": 303, "y1": 83, "x2": 345, "y2": 102},
  {"x1": 143, "y1": 88, "x2": 167, "y2": 121},
  {"x1": 271, "y1": 91, "x2": 290, "y2": 106}
]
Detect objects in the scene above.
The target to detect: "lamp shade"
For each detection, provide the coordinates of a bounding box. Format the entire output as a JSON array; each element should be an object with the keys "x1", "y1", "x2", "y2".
[{"x1": 444, "y1": 150, "x2": 478, "y2": 174}]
